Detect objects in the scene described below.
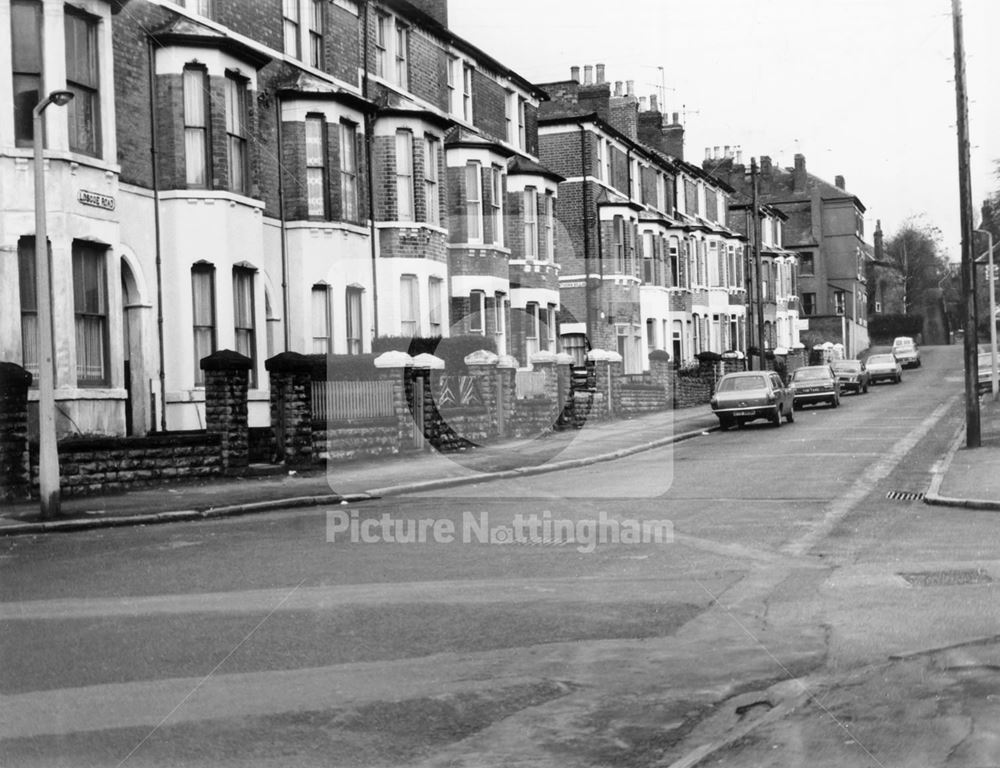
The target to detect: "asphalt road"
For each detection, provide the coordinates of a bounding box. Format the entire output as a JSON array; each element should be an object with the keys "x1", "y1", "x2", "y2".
[{"x1": 3, "y1": 345, "x2": 998, "y2": 767}]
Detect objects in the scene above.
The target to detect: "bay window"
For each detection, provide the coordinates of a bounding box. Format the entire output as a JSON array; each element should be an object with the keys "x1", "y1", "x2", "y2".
[
  {"x1": 395, "y1": 130, "x2": 414, "y2": 221},
  {"x1": 400, "y1": 275, "x2": 419, "y2": 336},
  {"x1": 305, "y1": 115, "x2": 328, "y2": 218},
  {"x1": 233, "y1": 267, "x2": 256, "y2": 381},
  {"x1": 183, "y1": 66, "x2": 210, "y2": 188},
  {"x1": 191, "y1": 264, "x2": 216, "y2": 385},
  {"x1": 311, "y1": 284, "x2": 331, "y2": 353},
  {"x1": 73, "y1": 243, "x2": 109, "y2": 385},
  {"x1": 523, "y1": 188, "x2": 537, "y2": 259},
  {"x1": 225, "y1": 74, "x2": 249, "y2": 194},
  {"x1": 339, "y1": 120, "x2": 358, "y2": 221},
  {"x1": 346, "y1": 287, "x2": 363, "y2": 354}
]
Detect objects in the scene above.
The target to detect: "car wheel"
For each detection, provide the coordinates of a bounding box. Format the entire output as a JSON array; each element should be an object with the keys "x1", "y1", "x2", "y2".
[
  {"x1": 771, "y1": 406, "x2": 782, "y2": 427},
  {"x1": 718, "y1": 415, "x2": 733, "y2": 431}
]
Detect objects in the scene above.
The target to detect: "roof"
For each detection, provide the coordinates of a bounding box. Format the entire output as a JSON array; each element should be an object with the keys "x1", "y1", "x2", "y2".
[
  {"x1": 444, "y1": 126, "x2": 515, "y2": 156},
  {"x1": 507, "y1": 156, "x2": 565, "y2": 183},
  {"x1": 148, "y1": 17, "x2": 272, "y2": 69},
  {"x1": 276, "y1": 72, "x2": 376, "y2": 113}
]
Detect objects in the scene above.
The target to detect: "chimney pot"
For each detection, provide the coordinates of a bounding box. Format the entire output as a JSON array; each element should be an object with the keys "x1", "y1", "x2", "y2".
[
  {"x1": 614, "y1": 81, "x2": 624, "y2": 97},
  {"x1": 570, "y1": 65, "x2": 580, "y2": 83},
  {"x1": 595, "y1": 63, "x2": 606, "y2": 84},
  {"x1": 672, "y1": 112, "x2": 679, "y2": 124},
  {"x1": 583, "y1": 65, "x2": 593, "y2": 85},
  {"x1": 713, "y1": 146, "x2": 720, "y2": 159},
  {"x1": 735, "y1": 149, "x2": 743, "y2": 165},
  {"x1": 705, "y1": 147, "x2": 712, "y2": 161},
  {"x1": 626, "y1": 80, "x2": 635, "y2": 97},
  {"x1": 650, "y1": 94, "x2": 658, "y2": 112},
  {"x1": 835, "y1": 174, "x2": 846, "y2": 190},
  {"x1": 724, "y1": 145, "x2": 731, "y2": 158},
  {"x1": 639, "y1": 96, "x2": 647, "y2": 111}
]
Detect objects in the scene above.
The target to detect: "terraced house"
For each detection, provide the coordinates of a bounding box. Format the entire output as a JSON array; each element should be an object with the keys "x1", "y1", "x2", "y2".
[
  {"x1": 2, "y1": 0, "x2": 558, "y2": 437},
  {"x1": 537, "y1": 67, "x2": 746, "y2": 373}
]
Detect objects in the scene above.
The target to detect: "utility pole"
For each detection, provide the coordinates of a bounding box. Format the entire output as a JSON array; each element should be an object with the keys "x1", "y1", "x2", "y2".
[
  {"x1": 751, "y1": 158, "x2": 766, "y2": 370},
  {"x1": 744, "y1": 208, "x2": 754, "y2": 365},
  {"x1": 952, "y1": 0, "x2": 980, "y2": 447},
  {"x1": 901, "y1": 237, "x2": 909, "y2": 314}
]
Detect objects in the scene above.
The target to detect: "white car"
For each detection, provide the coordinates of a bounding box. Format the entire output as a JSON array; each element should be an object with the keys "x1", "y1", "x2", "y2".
[{"x1": 891, "y1": 337, "x2": 921, "y2": 368}]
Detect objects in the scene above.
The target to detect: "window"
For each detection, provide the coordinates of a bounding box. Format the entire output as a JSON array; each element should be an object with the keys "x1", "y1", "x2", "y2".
[
  {"x1": 595, "y1": 138, "x2": 604, "y2": 182},
  {"x1": 339, "y1": 121, "x2": 358, "y2": 221},
  {"x1": 17, "y1": 238, "x2": 38, "y2": 377},
  {"x1": 65, "y1": 9, "x2": 101, "y2": 157},
  {"x1": 799, "y1": 252, "x2": 814, "y2": 276},
  {"x1": 642, "y1": 231, "x2": 654, "y2": 283},
  {"x1": 523, "y1": 188, "x2": 538, "y2": 259},
  {"x1": 305, "y1": 116, "x2": 328, "y2": 218},
  {"x1": 311, "y1": 284, "x2": 331, "y2": 353},
  {"x1": 875, "y1": 300, "x2": 882, "y2": 314},
  {"x1": 462, "y1": 63, "x2": 473, "y2": 122},
  {"x1": 395, "y1": 130, "x2": 414, "y2": 221},
  {"x1": 191, "y1": 0, "x2": 213, "y2": 17},
  {"x1": 495, "y1": 293, "x2": 506, "y2": 340},
  {"x1": 668, "y1": 238, "x2": 679, "y2": 287},
  {"x1": 802, "y1": 292, "x2": 816, "y2": 316},
  {"x1": 233, "y1": 268, "x2": 256, "y2": 381},
  {"x1": 428, "y1": 277, "x2": 443, "y2": 335},
  {"x1": 506, "y1": 92, "x2": 525, "y2": 149},
  {"x1": 447, "y1": 56, "x2": 462, "y2": 116},
  {"x1": 525, "y1": 302, "x2": 539, "y2": 359},
  {"x1": 465, "y1": 162, "x2": 482, "y2": 241},
  {"x1": 283, "y1": 0, "x2": 301, "y2": 58},
  {"x1": 225, "y1": 75, "x2": 249, "y2": 194},
  {"x1": 613, "y1": 216, "x2": 625, "y2": 274},
  {"x1": 424, "y1": 136, "x2": 439, "y2": 226},
  {"x1": 191, "y1": 263, "x2": 216, "y2": 385},
  {"x1": 394, "y1": 21, "x2": 408, "y2": 88},
  {"x1": 469, "y1": 290, "x2": 485, "y2": 334},
  {"x1": 547, "y1": 305, "x2": 557, "y2": 350},
  {"x1": 488, "y1": 166, "x2": 503, "y2": 245},
  {"x1": 374, "y1": 13, "x2": 388, "y2": 78},
  {"x1": 346, "y1": 287, "x2": 363, "y2": 354},
  {"x1": 73, "y1": 243, "x2": 109, "y2": 385},
  {"x1": 400, "y1": 275, "x2": 419, "y2": 336},
  {"x1": 544, "y1": 194, "x2": 555, "y2": 262},
  {"x1": 308, "y1": 0, "x2": 323, "y2": 68},
  {"x1": 11, "y1": 0, "x2": 42, "y2": 147},
  {"x1": 834, "y1": 290, "x2": 846, "y2": 315},
  {"x1": 182, "y1": 66, "x2": 210, "y2": 187}
]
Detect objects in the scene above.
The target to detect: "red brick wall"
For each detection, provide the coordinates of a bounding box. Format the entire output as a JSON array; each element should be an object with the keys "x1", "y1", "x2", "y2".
[
  {"x1": 214, "y1": 0, "x2": 282, "y2": 51},
  {"x1": 471, "y1": 70, "x2": 506, "y2": 144},
  {"x1": 326, "y1": 4, "x2": 361, "y2": 86}
]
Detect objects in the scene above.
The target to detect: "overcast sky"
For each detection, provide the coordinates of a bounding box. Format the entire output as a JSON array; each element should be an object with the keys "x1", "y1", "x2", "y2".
[{"x1": 450, "y1": 0, "x2": 999, "y2": 261}]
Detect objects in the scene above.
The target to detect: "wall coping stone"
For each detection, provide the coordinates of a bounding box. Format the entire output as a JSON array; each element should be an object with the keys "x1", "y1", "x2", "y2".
[
  {"x1": 410, "y1": 353, "x2": 445, "y2": 370},
  {"x1": 529, "y1": 351, "x2": 557, "y2": 365},
  {"x1": 0, "y1": 362, "x2": 32, "y2": 389},
  {"x1": 265, "y1": 351, "x2": 314, "y2": 373},
  {"x1": 588, "y1": 349, "x2": 612, "y2": 361},
  {"x1": 35, "y1": 431, "x2": 223, "y2": 452},
  {"x1": 373, "y1": 351, "x2": 414, "y2": 369},
  {"x1": 464, "y1": 350, "x2": 499, "y2": 366},
  {"x1": 554, "y1": 353, "x2": 574, "y2": 365},
  {"x1": 201, "y1": 349, "x2": 253, "y2": 371},
  {"x1": 496, "y1": 354, "x2": 519, "y2": 369}
]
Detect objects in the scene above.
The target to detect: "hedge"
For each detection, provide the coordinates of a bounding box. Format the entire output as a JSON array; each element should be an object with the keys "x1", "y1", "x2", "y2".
[{"x1": 869, "y1": 314, "x2": 923, "y2": 340}]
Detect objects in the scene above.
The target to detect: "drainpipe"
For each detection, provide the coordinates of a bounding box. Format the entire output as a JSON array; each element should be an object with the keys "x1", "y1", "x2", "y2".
[
  {"x1": 147, "y1": 37, "x2": 167, "y2": 433},
  {"x1": 580, "y1": 124, "x2": 592, "y2": 342},
  {"x1": 363, "y1": 1, "x2": 379, "y2": 341},
  {"x1": 275, "y1": 93, "x2": 290, "y2": 351}
]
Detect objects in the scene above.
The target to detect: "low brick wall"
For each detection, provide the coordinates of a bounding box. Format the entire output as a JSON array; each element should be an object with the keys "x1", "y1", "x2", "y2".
[
  {"x1": 314, "y1": 418, "x2": 401, "y2": 461},
  {"x1": 30, "y1": 432, "x2": 224, "y2": 496},
  {"x1": 672, "y1": 372, "x2": 713, "y2": 408},
  {"x1": 620, "y1": 384, "x2": 670, "y2": 414},
  {"x1": 511, "y1": 397, "x2": 562, "y2": 437}
]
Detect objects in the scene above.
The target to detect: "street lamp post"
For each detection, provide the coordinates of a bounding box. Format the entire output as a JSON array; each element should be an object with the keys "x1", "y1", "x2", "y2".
[
  {"x1": 975, "y1": 229, "x2": 998, "y2": 400},
  {"x1": 33, "y1": 89, "x2": 74, "y2": 519}
]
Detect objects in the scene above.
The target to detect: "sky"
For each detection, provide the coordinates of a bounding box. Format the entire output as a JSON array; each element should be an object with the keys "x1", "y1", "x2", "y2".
[{"x1": 449, "y1": 0, "x2": 1000, "y2": 262}]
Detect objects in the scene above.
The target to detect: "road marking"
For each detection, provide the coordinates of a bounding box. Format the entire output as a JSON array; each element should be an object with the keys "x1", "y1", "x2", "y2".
[{"x1": 781, "y1": 395, "x2": 960, "y2": 557}]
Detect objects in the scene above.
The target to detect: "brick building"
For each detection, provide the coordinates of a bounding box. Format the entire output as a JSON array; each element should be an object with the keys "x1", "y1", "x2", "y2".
[
  {"x1": 710, "y1": 152, "x2": 870, "y2": 356},
  {"x1": 537, "y1": 67, "x2": 746, "y2": 372},
  {"x1": 2, "y1": 0, "x2": 557, "y2": 436}
]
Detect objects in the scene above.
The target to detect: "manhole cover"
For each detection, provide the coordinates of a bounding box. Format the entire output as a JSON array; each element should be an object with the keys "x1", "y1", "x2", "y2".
[
  {"x1": 886, "y1": 490, "x2": 925, "y2": 501},
  {"x1": 898, "y1": 569, "x2": 993, "y2": 587}
]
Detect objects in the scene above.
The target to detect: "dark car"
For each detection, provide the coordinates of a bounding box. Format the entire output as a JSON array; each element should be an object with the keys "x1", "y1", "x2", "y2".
[
  {"x1": 790, "y1": 365, "x2": 840, "y2": 409},
  {"x1": 710, "y1": 371, "x2": 794, "y2": 429},
  {"x1": 831, "y1": 359, "x2": 870, "y2": 394}
]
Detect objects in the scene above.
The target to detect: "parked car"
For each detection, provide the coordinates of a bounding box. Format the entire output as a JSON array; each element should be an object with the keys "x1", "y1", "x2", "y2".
[
  {"x1": 892, "y1": 336, "x2": 921, "y2": 368},
  {"x1": 790, "y1": 366, "x2": 841, "y2": 409},
  {"x1": 831, "y1": 359, "x2": 870, "y2": 394},
  {"x1": 866, "y1": 353, "x2": 903, "y2": 384},
  {"x1": 710, "y1": 371, "x2": 794, "y2": 429},
  {"x1": 978, "y1": 351, "x2": 996, "y2": 394}
]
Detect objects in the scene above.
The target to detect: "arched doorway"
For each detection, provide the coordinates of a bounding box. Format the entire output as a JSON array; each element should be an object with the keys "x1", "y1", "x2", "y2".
[{"x1": 120, "y1": 258, "x2": 149, "y2": 435}]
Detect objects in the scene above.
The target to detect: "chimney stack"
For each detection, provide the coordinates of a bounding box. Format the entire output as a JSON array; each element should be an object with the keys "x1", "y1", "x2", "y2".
[
  {"x1": 570, "y1": 65, "x2": 580, "y2": 83},
  {"x1": 614, "y1": 81, "x2": 624, "y2": 97},
  {"x1": 874, "y1": 219, "x2": 884, "y2": 260},
  {"x1": 639, "y1": 96, "x2": 647, "y2": 111},
  {"x1": 595, "y1": 63, "x2": 606, "y2": 84},
  {"x1": 793, "y1": 153, "x2": 807, "y2": 193},
  {"x1": 671, "y1": 112, "x2": 680, "y2": 125},
  {"x1": 835, "y1": 174, "x2": 846, "y2": 190},
  {"x1": 626, "y1": 80, "x2": 635, "y2": 97},
  {"x1": 583, "y1": 65, "x2": 593, "y2": 85},
  {"x1": 705, "y1": 147, "x2": 712, "y2": 161},
  {"x1": 735, "y1": 147, "x2": 743, "y2": 165},
  {"x1": 760, "y1": 156, "x2": 773, "y2": 178},
  {"x1": 650, "y1": 94, "x2": 659, "y2": 112}
]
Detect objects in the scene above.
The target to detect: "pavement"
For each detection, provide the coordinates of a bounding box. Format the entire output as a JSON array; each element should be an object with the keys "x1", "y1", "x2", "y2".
[
  {"x1": 4, "y1": 383, "x2": 998, "y2": 537},
  {"x1": 0, "y1": 405, "x2": 719, "y2": 535},
  {"x1": 924, "y1": 392, "x2": 1000, "y2": 510}
]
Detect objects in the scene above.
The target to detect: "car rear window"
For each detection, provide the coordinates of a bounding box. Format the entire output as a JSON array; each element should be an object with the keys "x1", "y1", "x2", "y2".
[
  {"x1": 792, "y1": 368, "x2": 830, "y2": 381},
  {"x1": 832, "y1": 362, "x2": 861, "y2": 372},
  {"x1": 868, "y1": 355, "x2": 895, "y2": 364},
  {"x1": 717, "y1": 375, "x2": 767, "y2": 392}
]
